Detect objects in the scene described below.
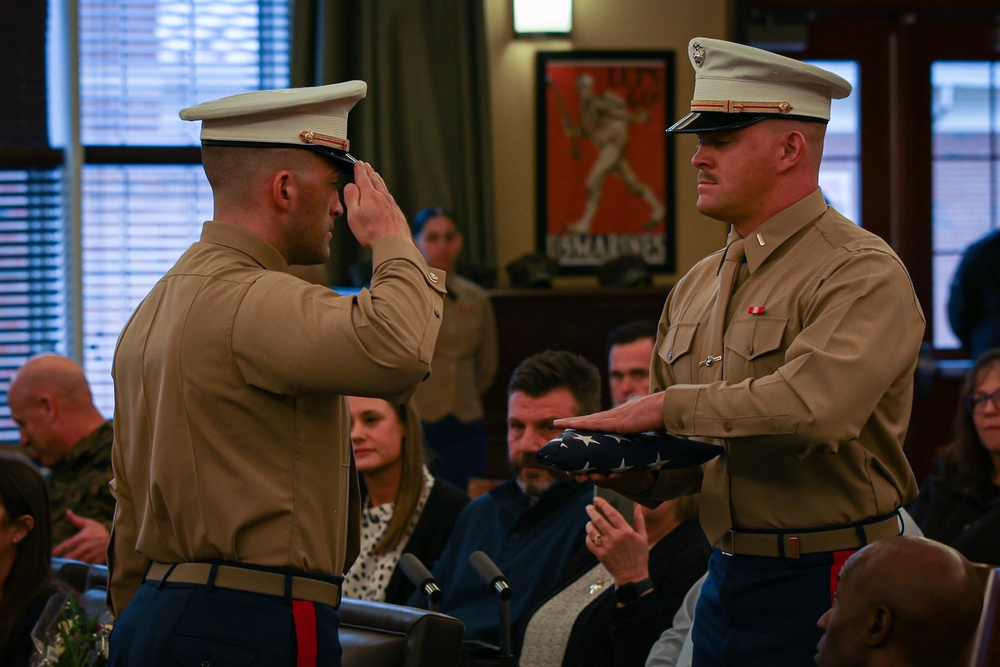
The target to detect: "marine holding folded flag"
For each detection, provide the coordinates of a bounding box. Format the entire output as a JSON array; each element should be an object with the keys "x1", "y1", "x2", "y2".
[
  {"x1": 552, "y1": 38, "x2": 925, "y2": 666},
  {"x1": 106, "y1": 82, "x2": 445, "y2": 666}
]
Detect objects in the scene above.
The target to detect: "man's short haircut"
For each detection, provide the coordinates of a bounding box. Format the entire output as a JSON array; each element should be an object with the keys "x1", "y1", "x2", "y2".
[
  {"x1": 606, "y1": 320, "x2": 657, "y2": 358},
  {"x1": 508, "y1": 350, "x2": 602, "y2": 415}
]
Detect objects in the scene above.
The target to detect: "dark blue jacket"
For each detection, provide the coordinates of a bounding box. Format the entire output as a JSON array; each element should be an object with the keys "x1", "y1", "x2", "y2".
[
  {"x1": 948, "y1": 229, "x2": 1000, "y2": 359},
  {"x1": 412, "y1": 477, "x2": 593, "y2": 644}
]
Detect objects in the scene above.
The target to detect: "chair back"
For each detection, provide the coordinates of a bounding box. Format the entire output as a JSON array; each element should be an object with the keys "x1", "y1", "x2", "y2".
[
  {"x1": 50, "y1": 557, "x2": 109, "y2": 616},
  {"x1": 339, "y1": 597, "x2": 464, "y2": 667},
  {"x1": 967, "y1": 566, "x2": 1000, "y2": 667}
]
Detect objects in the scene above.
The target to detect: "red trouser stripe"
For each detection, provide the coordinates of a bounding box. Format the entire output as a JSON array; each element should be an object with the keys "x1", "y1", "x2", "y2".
[
  {"x1": 292, "y1": 599, "x2": 318, "y2": 667},
  {"x1": 829, "y1": 549, "x2": 857, "y2": 605}
]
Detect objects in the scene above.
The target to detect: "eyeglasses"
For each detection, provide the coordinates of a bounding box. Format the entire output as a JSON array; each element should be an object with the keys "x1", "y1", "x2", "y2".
[{"x1": 964, "y1": 388, "x2": 1000, "y2": 414}]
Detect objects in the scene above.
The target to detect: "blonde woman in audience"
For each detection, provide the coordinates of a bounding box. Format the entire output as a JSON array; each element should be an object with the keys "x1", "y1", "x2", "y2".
[{"x1": 343, "y1": 397, "x2": 469, "y2": 605}]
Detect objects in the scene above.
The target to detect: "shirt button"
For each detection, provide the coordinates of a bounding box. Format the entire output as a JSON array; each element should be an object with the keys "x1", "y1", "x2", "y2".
[
  {"x1": 428, "y1": 271, "x2": 439, "y2": 283},
  {"x1": 434, "y1": 309, "x2": 441, "y2": 318},
  {"x1": 667, "y1": 351, "x2": 674, "y2": 361},
  {"x1": 724, "y1": 423, "x2": 733, "y2": 433},
  {"x1": 677, "y1": 419, "x2": 685, "y2": 430},
  {"x1": 747, "y1": 346, "x2": 754, "y2": 356}
]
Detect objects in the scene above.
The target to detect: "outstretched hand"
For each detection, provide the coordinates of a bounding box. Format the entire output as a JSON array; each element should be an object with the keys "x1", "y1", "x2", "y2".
[
  {"x1": 342, "y1": 162, "x2": 411, "y2": 250},
  {"x1": 554, "y1": 391, "x2": 666, "y2": 435},
  {"x1": 52, "y1": 509, "x2": 110, "y2": 564}
]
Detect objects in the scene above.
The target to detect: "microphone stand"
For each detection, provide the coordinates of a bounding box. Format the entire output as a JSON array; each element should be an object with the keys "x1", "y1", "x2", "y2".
[
  {"x1": 469, "y1": 551, "x2": 514, "y2": 660},
  {"x1": 398, "y1": 553, "x2": 442, "y2": 613}
]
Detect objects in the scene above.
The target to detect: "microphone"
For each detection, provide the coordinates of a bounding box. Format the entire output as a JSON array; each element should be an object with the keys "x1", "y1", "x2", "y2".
[
  {"x1": 398, "y1": 553, "x2": 442, "y2": 612},
  {"x1": 469, "y1": 551, "x2": 513, "y2": 658}
]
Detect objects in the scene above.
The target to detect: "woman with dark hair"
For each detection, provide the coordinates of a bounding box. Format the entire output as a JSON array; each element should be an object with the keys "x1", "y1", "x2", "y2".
[
  {"x1": 909, "y1": 347, "x2": 1000, "y2": 563},
  {"x1": 0, "y1": 451, "x2": 61, "y2": 666},
  {"x1": 409, "y1": 206, "x2": 498, "y2": 492},
  {"x1": 342, "y1": 398, "x2": 469, "y2": 605}
]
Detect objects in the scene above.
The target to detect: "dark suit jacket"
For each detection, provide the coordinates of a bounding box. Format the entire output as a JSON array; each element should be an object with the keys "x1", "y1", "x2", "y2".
[
  {"x1": 516, "y1": 518, "x2": 711, "y2": 667},
  {"x1": 383, "y1": 478, "x2": 470, "y2": 606}
]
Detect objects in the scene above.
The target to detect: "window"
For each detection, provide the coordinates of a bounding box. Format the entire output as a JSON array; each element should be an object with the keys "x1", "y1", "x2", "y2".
[
  {"x1": 0, "y1": 0, "x2": 290, "y2": 442},
  {"x1": 813, "y1": 60, "x2": 860, "y2": 225},
  {"x1": 930, "y1": 61, "x2": 999, "y2": 349}
]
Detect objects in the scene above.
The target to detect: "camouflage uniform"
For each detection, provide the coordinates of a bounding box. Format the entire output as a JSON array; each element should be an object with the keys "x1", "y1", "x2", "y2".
[{"x1": 47, "y1": 420, "x2": 115, "y2": 545}]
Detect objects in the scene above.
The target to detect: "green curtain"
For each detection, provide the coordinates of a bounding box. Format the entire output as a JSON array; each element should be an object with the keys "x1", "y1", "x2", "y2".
[{"x1": 291, "y1": 0, "x2": 496, "y2": 286}]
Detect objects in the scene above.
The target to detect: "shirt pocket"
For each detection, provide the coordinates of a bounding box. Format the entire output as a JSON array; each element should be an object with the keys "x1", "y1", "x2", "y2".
[
  {"x1": 658, "y1": 322, "x2": 699, "y2": 385},
  {"x1": 724, "y1": 316, "x2": 787, "y2": 378}
]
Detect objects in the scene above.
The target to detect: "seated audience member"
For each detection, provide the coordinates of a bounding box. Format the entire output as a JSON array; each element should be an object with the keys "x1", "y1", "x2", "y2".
[
  {"x1": 0, "y1": 451, "x2": 63, "y2": 667},
  {"x1": 410, "y1": 206, "x2": 499, "y2": 492},
  {"x1": 7, "y1": 354, "x2": 113, "y2": 564},
  {"x1": 518, "y1": 494, "x2": 709, "y2": 667},
  {"x1": 948, "y1": 228, "x2": 1000, "y2": 360},
  {"x1": 606, "y1": 320, "x2": 657, "y2": 408},
  {"x1": 342, "y1": 397, "x2": 469, "y2": 605},
  {"x1": 645, "y1": 508, "x2": 927, "y2": 667},
  {"x1": 814, "y1": 535, "x2": 984, "y2": 667},
  {"x1": 413, "y1": 350, "x2": 599, "y2": 645},
  {"x1": 908, "y1": 347, "x2": 1000, "y2": 563}
]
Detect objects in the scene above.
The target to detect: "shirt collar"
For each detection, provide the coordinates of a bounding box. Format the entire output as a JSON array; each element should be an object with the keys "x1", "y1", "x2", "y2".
[
  {"x1": 737, "y1": 188, "x2": 829, "y2": 275},
  {"x1": 200, "y1": 221, "x2": 289, "y2": 272}
]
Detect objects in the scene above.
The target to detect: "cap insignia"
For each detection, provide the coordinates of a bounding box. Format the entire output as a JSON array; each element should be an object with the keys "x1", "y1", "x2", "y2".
[
  {"x1": 690, "y1": 99, "x2": 794, "y2": 115},
  {"x1": 299, "y1": 131, "x2": 349, "y2": 151},
  {"x1": 692, "y1": 43, "x2": 706, "y2": 67}
]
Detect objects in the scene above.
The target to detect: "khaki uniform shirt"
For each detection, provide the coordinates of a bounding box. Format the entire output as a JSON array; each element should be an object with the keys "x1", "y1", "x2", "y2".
[
  {"x1": 108, "y1": 222, "x2": 445, "y2": 615},
  {"x1": 641, "y1": 189, "x2": 925, "y2": 545},
  {"x1": 411, "y1": 274, "x2": 498, "y2": 423}
]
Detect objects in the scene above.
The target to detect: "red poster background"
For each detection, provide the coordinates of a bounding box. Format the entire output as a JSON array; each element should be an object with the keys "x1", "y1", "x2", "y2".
[{"x1": 536, "y1": 51, "x2": 674, "y2": 273}]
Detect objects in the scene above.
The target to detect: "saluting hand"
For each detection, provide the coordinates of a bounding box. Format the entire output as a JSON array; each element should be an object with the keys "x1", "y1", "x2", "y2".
[{"x1": 342, "y1": 162, "x2": 411, "y2": 250}]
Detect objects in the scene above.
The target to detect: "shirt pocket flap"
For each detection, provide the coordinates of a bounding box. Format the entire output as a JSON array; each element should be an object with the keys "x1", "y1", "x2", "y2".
[
  {"x1": 725, "y1": 316, "x2": 786, "y2": 361},
  {"x1": 658, "y1": 322, "x2": 699, "y2": 365}
]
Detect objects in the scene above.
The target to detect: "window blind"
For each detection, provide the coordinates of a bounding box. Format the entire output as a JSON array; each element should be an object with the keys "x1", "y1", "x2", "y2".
[
  {"x1": 0, "y1": 0, "x2": 289, "y2": 442},
  {"x1": 0, "y1": 169, "x2": 67, "y2": 443},
  {"x1": 77, "y1": 0, "x2": 290, "y2": 415}
]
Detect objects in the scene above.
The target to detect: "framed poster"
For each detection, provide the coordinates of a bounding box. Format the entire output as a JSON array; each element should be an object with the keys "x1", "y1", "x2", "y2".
[{"x1": 536, "y1": 50, "x2": 675, "y2": 274}]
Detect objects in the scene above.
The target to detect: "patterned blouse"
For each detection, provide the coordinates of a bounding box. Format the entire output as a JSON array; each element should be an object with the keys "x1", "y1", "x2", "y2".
[{"x1": 342, "y1": 467, "x2": 435, "y2": 601}]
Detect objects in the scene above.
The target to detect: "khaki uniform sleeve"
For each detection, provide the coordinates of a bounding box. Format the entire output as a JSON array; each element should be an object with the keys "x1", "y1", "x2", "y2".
[
  {"x1": 107, "y1": 473, "x2": 144, "y2": 616},
  {"x1": 233, "y1": 236, "x2": 446, "y2": 402}
]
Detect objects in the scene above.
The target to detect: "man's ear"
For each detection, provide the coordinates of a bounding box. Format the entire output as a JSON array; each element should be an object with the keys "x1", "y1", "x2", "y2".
[
  {"x1": 866, "y1": 605, "x2": 893, "y2": 646},
  {"x1": 776, "y1": 130, "x2": 808, "y2": 172},
  {"x1": 271, "y1": 170, "x2": 296, "y2": 212}
]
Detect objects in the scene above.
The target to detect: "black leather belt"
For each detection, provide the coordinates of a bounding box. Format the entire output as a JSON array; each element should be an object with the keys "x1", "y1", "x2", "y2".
[
  {"x1": 145, "y1": 561, "x2": 342, "y2": 608},
  {"x1": 715, "y1": 512, "x2": 902, "y2": 559}
]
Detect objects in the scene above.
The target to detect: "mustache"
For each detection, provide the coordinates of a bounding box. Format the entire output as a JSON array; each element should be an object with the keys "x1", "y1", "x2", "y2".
[{"x1": 512, "y1": 452, "x2": 545, "y2": 470}]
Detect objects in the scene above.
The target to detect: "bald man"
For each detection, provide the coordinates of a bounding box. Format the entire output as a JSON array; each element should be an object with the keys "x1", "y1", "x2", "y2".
[
  {"x1": 8, "y1": 353, "x2": 114, "y2": 564},
  {"x1": 815, "y1": 535, "x2": 984, "y2": 667}
]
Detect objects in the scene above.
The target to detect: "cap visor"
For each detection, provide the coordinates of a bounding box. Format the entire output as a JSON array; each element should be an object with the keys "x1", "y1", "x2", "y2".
[
  {"x1": 305, "y1": 145, "x2": 358, "y2": 177},
  {"x1": 667, "y1": 111, "x2": 768, "y2": 134}
]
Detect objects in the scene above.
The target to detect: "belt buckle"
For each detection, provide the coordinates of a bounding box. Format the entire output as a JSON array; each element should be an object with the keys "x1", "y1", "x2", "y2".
[
  {"x1": 786, "y1": 536, "x2": 800, "y2": 559},
  {"x1": 721, "y1": 529, "x2": 736, "y2": 556}
]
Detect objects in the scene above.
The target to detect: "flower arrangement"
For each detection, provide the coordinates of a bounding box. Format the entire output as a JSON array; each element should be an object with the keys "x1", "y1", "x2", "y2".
[{"x1": 30, "y1": 592, "x2": 112, "y2": 667}]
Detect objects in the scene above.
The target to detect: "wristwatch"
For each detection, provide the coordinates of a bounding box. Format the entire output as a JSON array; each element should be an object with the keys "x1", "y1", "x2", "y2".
[{"x1": 614, "y1": 577, "x2": 653, "y2": 605}]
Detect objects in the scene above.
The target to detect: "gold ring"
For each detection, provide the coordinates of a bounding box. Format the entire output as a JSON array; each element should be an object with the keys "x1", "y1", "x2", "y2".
[{"x1": 592, "y1": 533, "x2": 603, "y2": 546}]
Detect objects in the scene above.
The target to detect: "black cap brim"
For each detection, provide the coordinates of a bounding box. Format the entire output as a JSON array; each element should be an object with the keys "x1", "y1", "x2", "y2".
[
  {"x1": 666, "y1": 111, "x2": 769, "y2": 134},
  {"x1": 667, "y1": 111, "x2": 830, "y2": 134},
  {"x1": 303, "y1": 145, "x2": 358, "y2": 177}
]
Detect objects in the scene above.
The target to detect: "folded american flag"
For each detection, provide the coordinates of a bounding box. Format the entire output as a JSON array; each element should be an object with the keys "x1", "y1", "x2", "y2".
[{"x1": 534, "y1": 428, "x2": 724, "y2": 474}]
